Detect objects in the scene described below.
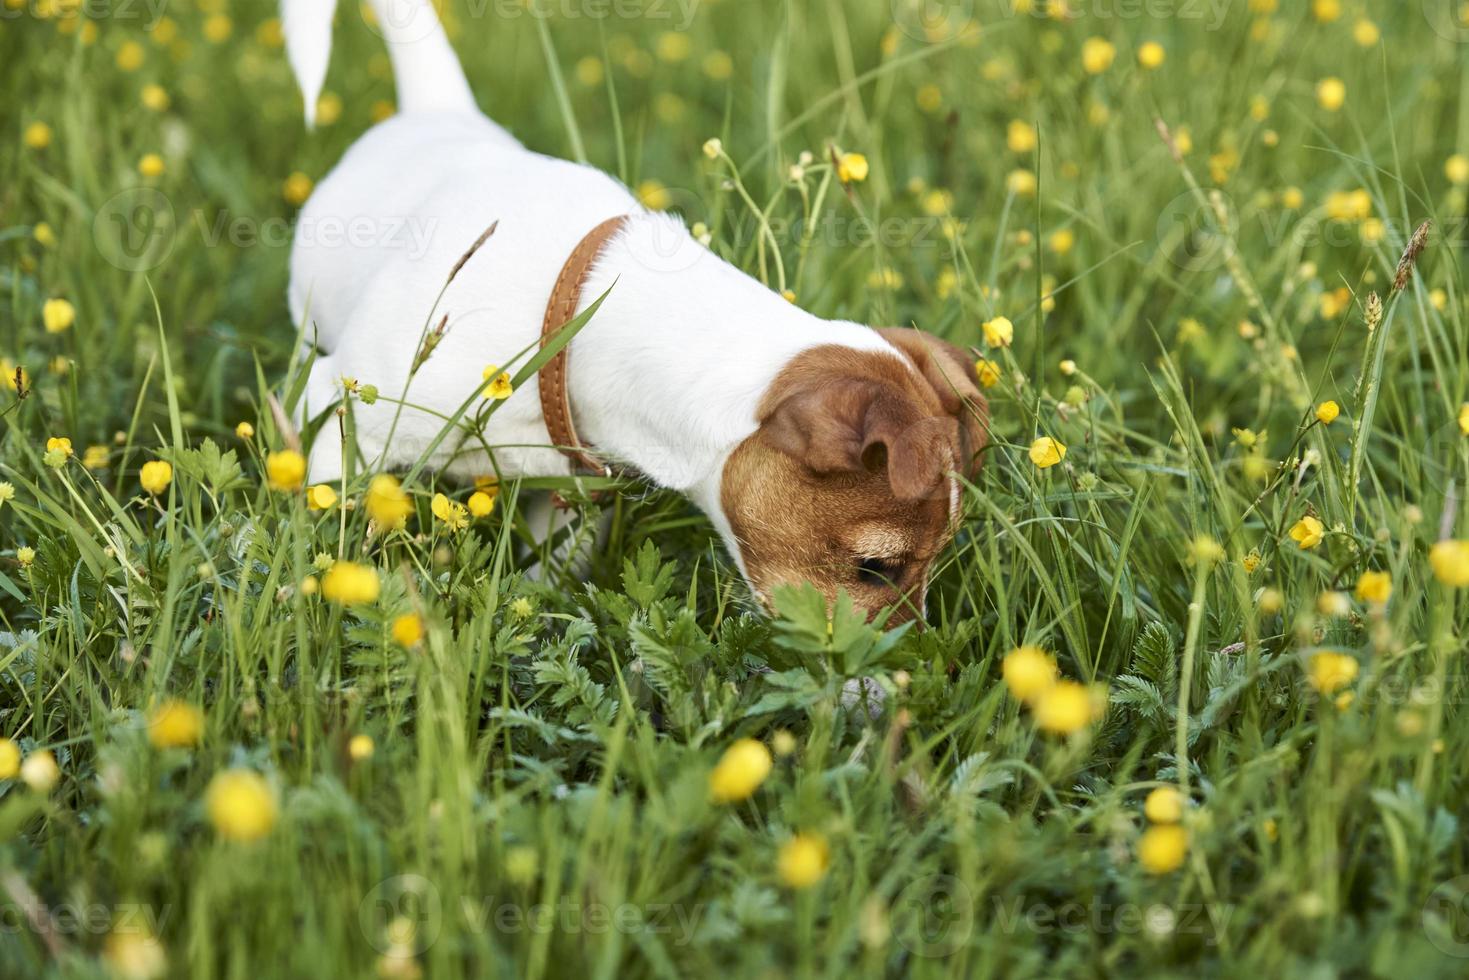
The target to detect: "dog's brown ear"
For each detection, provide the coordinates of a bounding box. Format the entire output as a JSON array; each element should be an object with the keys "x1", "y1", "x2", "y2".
[
  {"x1": 876, "y1": 328, "x2": 988, "y2": 478},
  {"x1": 760, "y1": 378, "x2": 956, "y2": 500}
]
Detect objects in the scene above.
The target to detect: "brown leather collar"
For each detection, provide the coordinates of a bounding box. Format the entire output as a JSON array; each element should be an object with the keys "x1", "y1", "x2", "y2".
[{"x1": 539, "y1": 214, "x2": 629, "y2": 474}]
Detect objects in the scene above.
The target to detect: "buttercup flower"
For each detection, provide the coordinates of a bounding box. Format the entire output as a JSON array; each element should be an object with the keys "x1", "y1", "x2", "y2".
[
  {"x1": 431, "y1": 493, "x2": 468, "y2": 532},
  {"x1": 1006, "y1": 169, "x2": 1037, "y2": 197},
  {"x1": 23, "y1": 121, "x2": 51, "y2": 149},
  {"x1": 982, "y1": 316, "x2": 1014, "y2": 347},
  {"x1": 83, "y1": 445, "x2": 110, "y2": 470},
  {"x1": 975, "y1": 359, "x2": 1001, "y2": 389},
  {"x1": 0, "y1": 738, "x2": 19, "y2": 779},
  {"x1": 205, "y1": 769, "x2": 277, "y2": 842},
  {"x1": 33, "y1": 222, "x2": 55, "y2": 247},
  {"x1": 1448, "y1": 155, "x2": 1469, "y2": 186},
  {"x1": 349, "y1": 735, "x2": 374, "y2": 761},
  {"x1": 1316, "y1": 77, "x2": 1346, "y2": 112},
  {"x1": 147, "y1": 700, "x2": 203, "y2": 749},
  {"x1": 1144, "y1": 786, "x2": 1184, "y2": 824},
  {"x1": 702, "y1": 137, "x2": 722, "y2": 160},
  {"x1": 1029, "y1": 436, "x2": 1067, "y2": 469},
  {"x1": 1315, "y1": 400, "x2": 1340, "y2": 424},
  {"x1": 1032, "y1": 680, "x2": 1096, "y2": 734},
  {"x1": 1289, "y1": 515, "x2": 1325, "y2": 550},
  {"x1": 1458, "y1": 403, "x2": 1469, "y2": 436},
  {"x1": 136, "y1": 461, "x2": 171, "y2": 496},
  {"x1": 141, "y1": 83, "x2": 169, "y2": 111},
  {"x1": 321, "y1": 560, "x2": 380, "y2": 606},
  {"x1": 235, "y1": 421, "x2": 255, "y2": 439},
  {"x1": 1137, "y1": 41, "x2": 1165, "y2": 69},
  {"x1": 0, "y1": 483, "x2": 13, "y2": 509},
  {"x1": 1306, "y1": 651, "x2": 1358, "y2": 694},
  {"x1": 1002, "y1": 645, "x2": 1057, "y2": 703},
  {"x1": 391, "y1": 613, "x2": 425, "y2": 648},
  {"x1": 366, "y1": 474, "x2": 413, "y2": 529},
  {"x1": 306, "y1": 484, "x2": 338, "y2": 510},
  {"x1": 17, "y1": 547, "x2": 36, "y2": 567},
  {"x1": 42, "y1": 298, "x2": 75, "y2": 334},
  {"x1": 282, "y1": 171, "x2": 314, "y2": 206},
  {"x1": 1137, "y1": 824, "x2": 1187, "y2": 874},
  {"x1": 1007, "y1": 119, "x2": 1037, "y2": 154},
  {"x1": 482, "y1": 366, "x2": 513, "y2": 400},
  {"x1": 265, "y1": 450, "x2": 306, "y2": 491},
  {"x1": 1429, "y1": 540, "x2": 1469, "y2": 587},
  {"x1": 709, "y1": 738, "x2": 772, "y2": 803},
  {"x1": 777, "y1": 833, "x2": 830, "y2": 889},
  {"x1": 103, "y1": 927, "x2": 167, "y2": 980},
  {"x1": 1355, "y1": 570, "x2": 1391, "y2": 604},
  {"x1": 468, "y1": 491, "x2": 495, "y2": 517},
  {"x1": 1049, "y1": 229, "x2": 1075, "y2": 255},
  {"x1": 837, "y1": 152, "x2": 869, "y2": 183},
  {"x1": 138, "y1": 153, "x2": 165, "y2": 178},
  {"x1": 20, "y1": 750, "x2": 59, "y2": 793},
  {"x1": 1081, "y1": 37, "x2": 1116, "y2": 74}
]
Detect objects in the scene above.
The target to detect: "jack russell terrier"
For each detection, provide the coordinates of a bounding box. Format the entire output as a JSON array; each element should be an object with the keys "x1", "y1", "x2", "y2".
[{"x1": 281, "y1": 0, "x2": 987, "y2": 622}]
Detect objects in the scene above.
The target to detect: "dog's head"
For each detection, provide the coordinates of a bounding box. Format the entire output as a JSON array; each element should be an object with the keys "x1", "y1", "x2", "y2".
[{"x1": 719, "y1": 329, "x2": 987, "y2": 623}]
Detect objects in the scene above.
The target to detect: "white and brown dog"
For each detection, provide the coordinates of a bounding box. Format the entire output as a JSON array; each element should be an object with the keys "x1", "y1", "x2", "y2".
[{"x1": 282, "y1": 0, "x2": 986, "y2": 621}]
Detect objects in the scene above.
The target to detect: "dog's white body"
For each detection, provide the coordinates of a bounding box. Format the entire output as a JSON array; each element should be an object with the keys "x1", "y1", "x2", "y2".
[{"x1": 285, "y1": 0, "x2": 903, "y2": 564}]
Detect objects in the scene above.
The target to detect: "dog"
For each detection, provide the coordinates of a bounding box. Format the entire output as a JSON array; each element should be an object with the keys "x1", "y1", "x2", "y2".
[{"x1": 281, "y1": 0, "x2": 987, "y2": 622}]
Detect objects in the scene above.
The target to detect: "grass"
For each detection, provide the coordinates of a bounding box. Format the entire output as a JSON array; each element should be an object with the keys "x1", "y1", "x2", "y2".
[{"x1": 4, "y1": 0, "x2": 1469, "y2": 975}]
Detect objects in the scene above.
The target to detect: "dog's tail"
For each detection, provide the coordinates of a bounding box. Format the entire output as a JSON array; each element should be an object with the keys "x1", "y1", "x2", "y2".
[{"x1": 282, "y1": 0, "x2": 476, "y2": 128}]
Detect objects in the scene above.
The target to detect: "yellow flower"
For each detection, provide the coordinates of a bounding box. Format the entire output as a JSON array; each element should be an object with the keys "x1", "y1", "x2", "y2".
[
  {"x1": 203, "y1": 13, "x2": 233, "y2": 42},
  {"x1": 1144, "y1": 786, "x2": 1184, "y2": 824},
  {"x1": 1032, "y1": 680, "x2": 1097, "y2": 735},
  {"x1": 306, "y1": 483, "x2": 338, "y2": 510},
  {"x1": 366, "y1": 474, "x2": 413, "y2": 529},
  {"x1": 1315, "y1": 400, "x2": 1340, "y2": 425},
  {"x1": 138, "y1": 153, "x2": 165, "y2": 178},
  {"x1": 33, "y1": 222, "x2": 55, "y2": 247},
  {"x1": 837, "y1": 152, "x2": 869, "y2": 183},
  {"x1": 1081, "y1": 37, "x2": 1116, "y2": 74},
  {"x1": 1352, "y1": 19, "x2": 1379, "y2": 46},
  {"x1": 636, "y1": 179, "x2": 671, "y2": 210},
  {"x1": 42, "y1": 298, "x2": 75, "y2": 334},
  {"x1": 1306, "y1": 651, "x2": 1358, "y2": 694},
  {"x1": 1029, "y1": 436, "x2": 1067, "y2": 469},
  {"x1": 654, "y1": 30, "x2": 690, "y2": 61},
  {"x1": 771, "y1": 730, "x2": 797, "y2": 757},
  {"x1": 974, "y1": 359, "x2": 1001, "y2": 389},
  {"x1": 1447, "y1": 155, "x2": 1469, "y2": 186},
  {"x1": 116, "y1": 39, "x2": 145, "y2": 71},
  {"x1": 282, "y1": 171, "x2": 313, "y2": 206},
  {"x1": 316, "y1": 92, "x2": 343, "y2": 126},
  {"x1": 141, "y1": 83, "x2": 170, "y2": 111},
  {"x1": 1281, "y1": 186, "x2": 1304, "y2": 209},
  {"x1": 702, "y1": 137, "x2": 723, "y2": 160},
  {"x1": 777, "y1": 833, "x2": 830, "y2": 889},
  {"x1": 1429, "y1": 539, "x2": 1469, "y2": 587},
  {"x1": 1006, "y1": 169, "x2": 1037, "y2": 197},
  {"x1": 431, "y1": 493, "x2": 468, "y2": 532},
  {"x1": 468, "y1": 490, "x2": 496, "y2": 517},
  {"x1": 1354, "y1": 570, "x2": 1391, "y2": 605},
  {"x1": 481, "y1": 366, "x2": 513, "y2": 400},
  {"x1": 47, "y1": 436, "x2": 74, "y2": 458},
  {"x1": 1048, "y1": 228, "x2": 1075, "y2": 255},
  {"x1": 510, "y1": 596, "x2": 534, "y2": 619},
  {"x1": 321, "y1": 560, "x2": 380, "y2": 606},
  {"x1": 1325, "y1": 189, "x2": 1372, "y2": 222},
  {"x1": 391, "y1": 613, "x2": 425, "y2": 648},
  {"x1": 702, "y1": 50, "x2": 733, "y2": 80},
  {"x1": 1137, "y1": 824, "x2": 1187, "y2": 874},
  {"x1": 104, "y1": 927, "x2": 167, "y2": 980},
  {"x1": 24, "y1": 121, "x2": 52, "y2": 150},
  {"x1": 1316, "y1": 77, "x2": 1346, "y2": 112},
  {"x1": 17, "y1": 547, "x2": 36, "y2": 567},
  {"x1": 139, "y1": 460, "x2": 173, "y2": 496},
  {"x1": 147, "y1": 700, "x2": 203, "y2": 749},
  {"x1": 1241, "y1": 549, "x2": 1262, "y2": 574},
  {"x1": 1311, "y1": 0, "x2": 1340, "y2": 22},
  {"x1": 348, "y1": 734, "x2": 375, "y2": 761},
  {"x1": 235, "y1": 421, "x2": 255, "y2": 439},
  {"x1": 1002, "y1": 646, "x2": 1057, "y2": 704},
  {"x1": 205, "y1": 769, "x2": 277, "y2": 842},
  {"x1": 1459, "y1": 403, "x2": 1469, "y2": 436},
  {"x1": 1288, "y1": 515, "x2": 1325, "y2": 550},
  {"x1": 709, "y1": 738, "x2": 772, "y2": 803},
  {"x1": 1007, "y1": 119, "x2": 1037, "y2": 154},
  {"x1": 20, "y1": 750, "x2": 59, "y2": 793},
  {"x1": 0, "y1": 738, "x2": 19, "y2": 779},
  {"x1": 83, "y1": 445, "x2": 109, "y2": 470},
  {"x1": 1136, "y1": 41, "x2": 1165, "y2": 69},
  {"x1": 981, "y1": 316, "x2": 1014, "y2": 348},
  {"x1": 265, "y1": 450, "x2": 306, "y2": 491}
]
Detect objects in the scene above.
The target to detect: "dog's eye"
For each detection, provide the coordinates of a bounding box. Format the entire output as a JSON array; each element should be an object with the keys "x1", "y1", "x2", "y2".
[{"x1": 855, "y1": 556, "x2": 903, "y2": 586}]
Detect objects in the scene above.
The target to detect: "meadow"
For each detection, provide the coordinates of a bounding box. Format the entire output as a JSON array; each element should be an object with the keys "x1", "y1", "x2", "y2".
[{"x1": 4, "y1": 0, "x2": 1469, "y2": 975}]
